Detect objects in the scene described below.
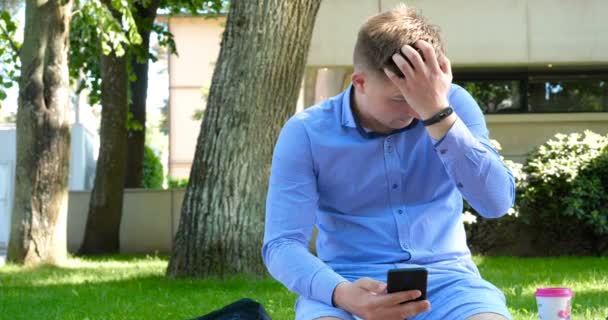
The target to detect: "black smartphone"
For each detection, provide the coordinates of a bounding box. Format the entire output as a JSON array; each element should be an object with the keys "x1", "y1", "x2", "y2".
[{"x1": 387, "y1": 267, "x2": 428, "y2": 302}]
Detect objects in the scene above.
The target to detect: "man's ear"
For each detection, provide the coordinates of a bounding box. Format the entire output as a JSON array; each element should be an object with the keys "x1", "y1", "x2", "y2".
[{"x1": 351, "y1": 71, "x2": 366, "y2": 94}]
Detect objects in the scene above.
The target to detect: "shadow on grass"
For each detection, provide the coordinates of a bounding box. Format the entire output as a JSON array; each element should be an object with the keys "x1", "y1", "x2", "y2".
[
  {"x1": 1, "y1": 256, "x2": 606, "y2": 319},
  {"x1": 0, "y1": 263, "x2": 296, "y2": 320}
]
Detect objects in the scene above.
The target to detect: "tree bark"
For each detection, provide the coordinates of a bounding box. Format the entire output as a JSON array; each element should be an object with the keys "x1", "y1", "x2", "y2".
[
  {"x1": 124, "y1": 0, "x2": 160, "y2": 189},
  {"x1": 8, "y1": 0, "x2": 73, "y2": 265},
  {"x1": 167, "y1": 0, "x2": 322, "y2": 277},
  {"x1": 78, "y1": 2, "x2": 128, "y2": 254}
]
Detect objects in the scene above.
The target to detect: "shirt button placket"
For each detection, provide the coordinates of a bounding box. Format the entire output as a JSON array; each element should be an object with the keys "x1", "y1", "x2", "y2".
[
  {"x1": 385, "y1": 136, "x2": 410, "y2": 258},
  {"x1": 397, "y1": 209, "x2": 409, "y2": 249}
]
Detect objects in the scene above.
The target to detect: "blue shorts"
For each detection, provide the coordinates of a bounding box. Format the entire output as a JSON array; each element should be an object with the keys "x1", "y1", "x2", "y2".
[{"x1": 294, "y1": 260, "x2": 512, "y2": 320}]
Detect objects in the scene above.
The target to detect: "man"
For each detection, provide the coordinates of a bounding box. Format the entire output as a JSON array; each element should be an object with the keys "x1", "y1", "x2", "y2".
[{"x1": 262, "y1": 4, "x2": 515, "y2": 320}]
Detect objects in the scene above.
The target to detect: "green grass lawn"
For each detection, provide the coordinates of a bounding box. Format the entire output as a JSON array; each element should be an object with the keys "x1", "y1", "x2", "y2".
[{"x1": 0, "y1": 255, "x2": 606, "y2": 320}]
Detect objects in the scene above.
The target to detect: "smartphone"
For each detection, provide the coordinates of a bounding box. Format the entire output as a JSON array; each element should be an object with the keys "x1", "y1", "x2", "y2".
[{"x1": 387, "y1": 267, "x2": 428, "y2": 302}]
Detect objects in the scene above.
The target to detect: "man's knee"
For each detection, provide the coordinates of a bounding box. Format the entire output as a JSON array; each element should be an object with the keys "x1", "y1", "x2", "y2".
[{"x1": 466, "y1": 312, "x2": 509, "y2": 320}]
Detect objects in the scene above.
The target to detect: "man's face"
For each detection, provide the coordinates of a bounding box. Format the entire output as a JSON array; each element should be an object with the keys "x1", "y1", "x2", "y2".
[{"x1": 353, "y1": 70, "x2": 421, "y2": 130}]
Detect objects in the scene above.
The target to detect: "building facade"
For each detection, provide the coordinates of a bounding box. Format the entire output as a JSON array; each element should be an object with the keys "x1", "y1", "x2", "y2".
[{"x1": 163, "y1": 0, "x2": 608, "y2": 177}]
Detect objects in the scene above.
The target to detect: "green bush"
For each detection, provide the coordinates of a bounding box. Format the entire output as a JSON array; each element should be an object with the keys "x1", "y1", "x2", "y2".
[
  {"x1": 519, "y1": 131, "x2": 608, "y2": 236},
  {"x1": 564, "y1": 147, "x2": 608, "y2": 236},
  {"x1": 168, "y1": 177, "x2": 189, "y2": 188},
  {"x1": 143, "y1": 146, "x2": 164, "y2": 189},
  {"x1": 464, "y1": 133, "x2": 608, "y2": 255}
]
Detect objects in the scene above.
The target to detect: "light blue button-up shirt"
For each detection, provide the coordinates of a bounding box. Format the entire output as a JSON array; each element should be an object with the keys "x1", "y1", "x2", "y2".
[{"x1": 261, "y1": 83, "x2": 515, "y2": 307}]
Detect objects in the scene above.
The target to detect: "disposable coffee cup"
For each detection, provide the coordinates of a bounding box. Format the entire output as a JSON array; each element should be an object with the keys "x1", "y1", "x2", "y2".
[{"x1": 535, "y1": 288, "x2": 573, "y2": 320}]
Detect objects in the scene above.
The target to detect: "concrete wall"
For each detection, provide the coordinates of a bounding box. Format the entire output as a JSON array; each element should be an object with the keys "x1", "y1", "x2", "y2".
[
  {"x1": 0, "y1": 125, "x2": 16, "y2": 251},
  {"x1": 486, "y1": 113, "x2": 608, "y2": 163},
  {"x1": 67, "y1": 189, "x2": 185, "y2": 253},
  {"x1": 309, "y1": 0, "x2": 608, "y2": 68},
  {"x1": 167, "y1": 16, "x2": 226, "y2": 179},
  {"x1": 69, "y1": 124, "x2": 99, "y2": 191}
]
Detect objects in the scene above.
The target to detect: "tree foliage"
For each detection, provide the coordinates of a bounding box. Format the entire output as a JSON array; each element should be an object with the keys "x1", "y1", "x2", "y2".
[{"x1": 0, "y1": 10, "x2": 19, "y2": 107}]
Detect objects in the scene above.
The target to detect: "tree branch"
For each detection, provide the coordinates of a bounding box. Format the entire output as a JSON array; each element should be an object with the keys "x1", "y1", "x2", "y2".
[{"x1": 0, "y1": 21, "x2": 19, "y2": 55}]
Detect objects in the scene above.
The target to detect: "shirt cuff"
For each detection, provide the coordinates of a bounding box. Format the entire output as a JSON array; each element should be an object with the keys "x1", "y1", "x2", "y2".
[
  {"x1": 433, "y1": 118, "x2": 486, "y2": 165},
  {"x1": 309, "y1": 267, "x2": 348, "y2": 306}
]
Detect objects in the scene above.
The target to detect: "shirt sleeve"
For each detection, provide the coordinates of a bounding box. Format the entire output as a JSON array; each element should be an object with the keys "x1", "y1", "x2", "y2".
[
  {"x1": 261, "y1": 115, "x2": 348, "y2": 306},
  {"x1": 432, "y1": 86, "x2": 516, "y2": 218}
]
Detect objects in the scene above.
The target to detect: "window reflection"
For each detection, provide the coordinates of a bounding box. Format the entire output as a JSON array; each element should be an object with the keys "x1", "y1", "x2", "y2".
[{"x1": 528, "y1": 76, "x2": 608, "y2": 113}]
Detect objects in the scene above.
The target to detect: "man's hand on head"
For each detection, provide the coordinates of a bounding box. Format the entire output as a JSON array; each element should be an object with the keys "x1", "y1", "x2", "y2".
[
  {"x1": 333, "y1": 277, "x2": 431, "y2": 320},
  {"x1": 383, "y1": 39, "x2": 453, "y2": 120}
]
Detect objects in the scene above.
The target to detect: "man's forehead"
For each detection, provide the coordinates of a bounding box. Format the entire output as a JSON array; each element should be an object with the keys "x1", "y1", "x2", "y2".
[{"x1": 383, "y1": 86, "x2": 403, "y2": 98}]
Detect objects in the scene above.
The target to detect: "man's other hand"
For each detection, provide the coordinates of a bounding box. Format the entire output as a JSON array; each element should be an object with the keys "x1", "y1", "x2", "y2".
[{"x1": 333, "y1": 277, "x2": 431, "y2": 320}]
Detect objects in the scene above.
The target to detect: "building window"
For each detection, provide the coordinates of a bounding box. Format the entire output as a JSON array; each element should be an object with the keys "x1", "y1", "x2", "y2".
[
  {"x1": 456, "y1": 80, "x2": 523, "y2": 114},
  {"x1": 527, "y1": 76, "x2": 608, "y2": 113},
  {"x1": 454, "y1": 70, "x2": 608, "y2": 114}
]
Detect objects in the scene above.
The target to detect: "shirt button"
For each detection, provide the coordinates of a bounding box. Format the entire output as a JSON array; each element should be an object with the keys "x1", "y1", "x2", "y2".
[
  {"x1": 397, "y1": 209, "x2": 403, "y2": 214},
  {"x1": 440, "y1": 149, "x2": 448, "y2": 154},
  {"x1": 392, "y1": 184, "x2": 398, "y2": 189},
  {"x1": 457, "y1": 182, "x2": 464, "y2": 188}
]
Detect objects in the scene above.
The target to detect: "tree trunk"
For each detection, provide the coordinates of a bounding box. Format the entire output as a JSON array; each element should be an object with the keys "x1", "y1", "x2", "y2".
[
  {"x1": 124, "y1": 0, "x2": 160, "y2": 189},
  {"x1": 78, "y1": 3, "x2": 128, "y2": 254},
  {"x1": 8, "y1": 0, "x2": 73, "y2": 265},
  {"x1": 167, "y1": 0, "x2": 322, "y2": 277}
]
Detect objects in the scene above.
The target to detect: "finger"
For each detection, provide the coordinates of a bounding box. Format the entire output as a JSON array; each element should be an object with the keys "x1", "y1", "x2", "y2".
[
  {"x1": 370, "y1": 283, "x2": 388, "y2": 295},
  {"x1": 400, "y1": 45, "x2": 425, "y2": 72},
  {"x1": 382, "y1": 290, "x2": 422, "y2": 306},
  {"x1": 438, "y1": 54, "x2": 452, "y2": 77},
  {"x1": 399, "y1": 300, "x2": 431, "y2": 319},
  {"x1": 414, "y1": 40, "x2": 440, "y2": 72},
  {"x1": 391, "y1": 53, "x2": 415, "y2": 79},
  {"x1": 384, "y1": 68, "x2": 406, "y2": 86},
  {"x1": 374, "y1": 290, "x2": 421, "y2": 307},
  {"x1": 356, "y1": 277, "x2": 387, "y2": 294}
]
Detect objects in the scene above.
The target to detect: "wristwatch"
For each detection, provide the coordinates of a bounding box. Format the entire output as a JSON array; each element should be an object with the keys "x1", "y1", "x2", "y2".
[{"x1": 422, "y1": 106, "x2": 454, "y2": 127}]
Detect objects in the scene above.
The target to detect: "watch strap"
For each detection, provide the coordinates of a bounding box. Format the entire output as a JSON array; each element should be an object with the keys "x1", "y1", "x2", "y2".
[{"x1": 422, "y1": 106, "x2": 454, "y2": 127}]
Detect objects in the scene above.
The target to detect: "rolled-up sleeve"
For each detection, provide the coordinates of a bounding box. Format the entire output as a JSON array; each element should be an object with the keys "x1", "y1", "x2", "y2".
[{"x1": 261, "y1": 116, "x2": 347, "y2": 306}]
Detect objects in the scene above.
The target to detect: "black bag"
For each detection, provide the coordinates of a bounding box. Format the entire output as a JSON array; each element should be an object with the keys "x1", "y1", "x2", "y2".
[{"x1": 191, "y1": 298, "x2": 272, "y2": 320}]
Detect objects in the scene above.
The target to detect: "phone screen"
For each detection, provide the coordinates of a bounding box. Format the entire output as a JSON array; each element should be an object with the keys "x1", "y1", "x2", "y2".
[{"x1": 387, "y1": 267, "x2": 428, "y2": 302}]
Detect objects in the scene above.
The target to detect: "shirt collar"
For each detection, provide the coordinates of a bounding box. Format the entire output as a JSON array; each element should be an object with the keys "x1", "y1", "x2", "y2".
[
  {"x1": 340, "y1": 83, "x2": 357, "y2": 128},
  {"x1": 340, "y1": 83, "x2": 419, "y2": 138}
]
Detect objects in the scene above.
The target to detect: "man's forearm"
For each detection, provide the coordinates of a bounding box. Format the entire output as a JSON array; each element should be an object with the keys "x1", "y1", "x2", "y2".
[
  {"x1": 262, "y1": 238, "x2": 347, "y2": 306},
  {"x1": 424, "y1": 113, "x2": 457, "y2": 141},
  {"x1": 432, "y1": 118, "x2": 516, "y2": 217}
]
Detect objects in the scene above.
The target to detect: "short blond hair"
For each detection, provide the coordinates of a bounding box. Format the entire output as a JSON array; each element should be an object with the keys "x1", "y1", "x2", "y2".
[{"x1": 353, "y1": 4, "x2": 445, "y2": 77}]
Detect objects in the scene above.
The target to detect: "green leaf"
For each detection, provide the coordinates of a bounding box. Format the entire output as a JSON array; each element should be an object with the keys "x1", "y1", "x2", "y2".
[{"x1": 0, "y1": 11, "x2": 10, "y2": 22}]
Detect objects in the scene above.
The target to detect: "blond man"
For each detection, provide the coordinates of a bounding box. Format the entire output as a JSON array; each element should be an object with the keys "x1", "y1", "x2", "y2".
[{"x1": 262, "y1": 4, "x2": 514, "y2": 320}]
